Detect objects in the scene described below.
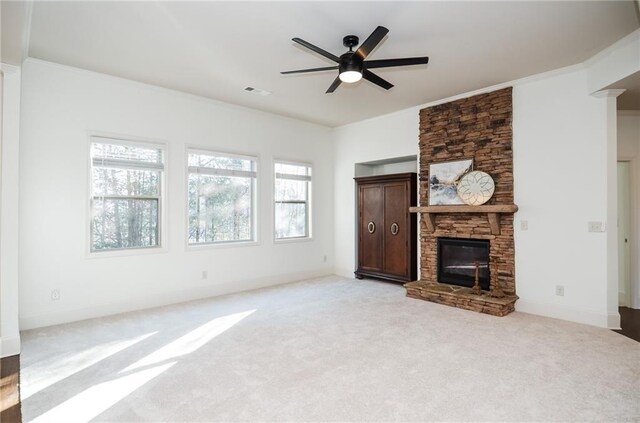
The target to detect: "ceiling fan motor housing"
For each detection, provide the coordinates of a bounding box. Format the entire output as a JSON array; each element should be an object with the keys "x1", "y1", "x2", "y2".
[{"x1": 339, "y1": 51, "x2": 363, "y2": 75}]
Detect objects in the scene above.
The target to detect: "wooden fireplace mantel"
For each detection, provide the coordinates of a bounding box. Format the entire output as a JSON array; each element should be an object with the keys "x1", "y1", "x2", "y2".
[{"x1": 409, "y1": 204, "x2": 519, "y2": 235}]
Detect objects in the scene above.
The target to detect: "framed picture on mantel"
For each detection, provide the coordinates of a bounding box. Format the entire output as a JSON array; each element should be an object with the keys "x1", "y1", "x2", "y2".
[{"x1": 428, "y1": 159, "x2": 473, "y2": 205}]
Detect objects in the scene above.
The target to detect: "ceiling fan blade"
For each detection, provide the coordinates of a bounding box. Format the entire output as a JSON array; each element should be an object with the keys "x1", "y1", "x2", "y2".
[
  {"x1": 281, "y1": 66, "x2": 338, "y2": 75},
  {"x1": 363, "y1": 70, "x2": 394, "y2": 90},
  {"x1": 355, "y1": 26, "x2": 389, "y2": 60},
  {"x1": 326, "y1": 76, "x2": 342, "y2": 93},
  {"x1": 365, "y1": 57, "x2": 429, "y2": 69},
  {"x1": 292, "y1": 38, "x2": 340, "y2": 63}
]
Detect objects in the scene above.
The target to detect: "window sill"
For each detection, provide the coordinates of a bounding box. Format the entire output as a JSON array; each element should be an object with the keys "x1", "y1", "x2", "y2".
[
  {"x1": 86, "y1": 246, "x2": 167, "y2": 259},
  {"x1": 186, "y1": 240, "x2": 260, "y2": 251},
  {"x1": 274, "y1": 236, "x2": 313, "y2": 245}
]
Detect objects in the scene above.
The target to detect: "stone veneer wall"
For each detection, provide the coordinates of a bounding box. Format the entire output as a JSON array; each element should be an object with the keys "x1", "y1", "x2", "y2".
[{"x1": 419, "y1": 87, "x2": 515, "y2": 295}]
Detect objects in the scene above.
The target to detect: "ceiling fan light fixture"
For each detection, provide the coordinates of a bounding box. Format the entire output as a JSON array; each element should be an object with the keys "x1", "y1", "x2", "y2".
[
  {"x1": 338, "y1": 58, "x2": 362, "y2": 83},
  {"x1": 339, "y1": 70, "x2": 362, "y2": 83}
]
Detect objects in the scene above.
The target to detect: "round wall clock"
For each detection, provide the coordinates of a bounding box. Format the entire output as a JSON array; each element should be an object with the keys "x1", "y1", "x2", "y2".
[{"x1": 457, "y1": 171, "x2": 495, "y2": 205}]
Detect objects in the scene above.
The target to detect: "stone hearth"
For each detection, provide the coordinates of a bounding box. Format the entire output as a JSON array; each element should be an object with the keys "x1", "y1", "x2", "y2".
[
  {"x1": 405, "y1": 281, "x2": 517, "y2": 317},
  {"x1": 405, "y1": 87, "x2": 518, "y2": 316}
]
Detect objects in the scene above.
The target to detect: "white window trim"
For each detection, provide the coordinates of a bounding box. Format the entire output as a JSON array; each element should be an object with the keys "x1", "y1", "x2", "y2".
[
  {"x1": 86, "y1": 132, "x2": 169, "y2": 258},
  {"x1": 273, "y1": 158, "x2": 313, "y2": 243},
  {"x1": 185, "y1": 146, "x2": 260, "y2": 249}
]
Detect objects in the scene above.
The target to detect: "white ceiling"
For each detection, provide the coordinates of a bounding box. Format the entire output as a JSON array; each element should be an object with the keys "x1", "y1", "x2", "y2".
[
  {"x1": 22, "y1": 1, "x2": 640, "y2": 126},
  {"x1": 0, "y1": 1, "x2": 31, "y2": 66}
]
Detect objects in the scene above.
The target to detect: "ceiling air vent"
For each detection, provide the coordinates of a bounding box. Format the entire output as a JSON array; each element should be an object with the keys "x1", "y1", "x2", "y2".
[{"x1": 244, "y1": 87, "x2": 272, "y2": 97}]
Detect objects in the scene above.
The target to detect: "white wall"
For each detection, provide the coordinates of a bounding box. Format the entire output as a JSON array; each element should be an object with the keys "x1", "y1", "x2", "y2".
[
  {"x1": 0, "y1": 64, "x2": 22, "y2": 357},
  {"x1": 333, "y1": 66, "x2": 615, "y2": 327},
  {"x1": 513, "y1": 70, "x2": 612, "y2": 327},
  {"x1": 618, "y1": 111, "x2": 640, "y2": 308},
  {"x1": 19, "y1": 59, "x2": 334, "y2": 330}
]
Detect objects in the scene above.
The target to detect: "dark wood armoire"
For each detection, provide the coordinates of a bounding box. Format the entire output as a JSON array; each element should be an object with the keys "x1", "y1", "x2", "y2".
[{"x1": 354, "y1": 172, "x2": 417, "y2": 283}]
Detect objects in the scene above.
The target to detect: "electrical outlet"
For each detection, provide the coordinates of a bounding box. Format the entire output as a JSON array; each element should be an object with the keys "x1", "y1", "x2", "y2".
[
  {"x1": 51, "y1": 289, "x2": 60, "y2": 301},
  {"x1": 520, "y1": 220, "x2": 528, "y2": 231},
  {"x1": 323, "y1": 255, "x2": 327, "y2": 263},
  {"x1": 588, "y1": 221, "x2": 606, "y2": 233},
  {"x1": 555, "y1": 285, "x2": 564, "y2": 297},
  {"x1": 201, "y1": 270, "x2": 208, "y2": 280}
]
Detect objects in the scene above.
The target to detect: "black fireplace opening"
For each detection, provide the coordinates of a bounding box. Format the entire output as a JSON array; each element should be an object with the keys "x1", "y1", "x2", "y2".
[{"x1": 437, "y1": 237, "x2": 490, "y2": 290}]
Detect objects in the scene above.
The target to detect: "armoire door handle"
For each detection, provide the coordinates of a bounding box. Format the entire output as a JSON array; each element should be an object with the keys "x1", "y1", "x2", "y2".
[
  {"x1": 367, "y1": 221, "x2": 376, "y2": 234},
  {"x1": 390, "y1": 223, "x2": 399, "y2": 235}
]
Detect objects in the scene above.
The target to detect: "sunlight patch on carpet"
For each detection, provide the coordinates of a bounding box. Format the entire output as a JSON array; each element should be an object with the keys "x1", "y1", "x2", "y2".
[
  {"x1": 29, "y1": 361, "x2": 175, "y2": 423},
  {"x1": 122, "y1": 309, "x2": 255, "y2": 372},
  {"x1": 21, "y1": 332, "x2": 157, "y2": 400}
]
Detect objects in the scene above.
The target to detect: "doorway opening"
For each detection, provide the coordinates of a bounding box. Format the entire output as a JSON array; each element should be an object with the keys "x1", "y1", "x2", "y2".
[{"x1": 617, "y1": 161, "x2": 631, "y2": 308}]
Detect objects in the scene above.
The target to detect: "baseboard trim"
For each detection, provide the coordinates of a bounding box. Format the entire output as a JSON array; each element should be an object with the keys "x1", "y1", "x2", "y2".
[
  {"x1": 0, "y1": 335, "x2": 21, "y2": 358},
  {"x1": 20, "y1": 268, "x2": 334, "y2": 330},
  {"x1": 607, "y1": 312, "x2": 621, "y2": 330},
  {"x1": 334, "y1": 267, "x2": 354, "y2": 279},
  {"x1": 515, "y1": 299, "x2": 610, "y2": 328}
]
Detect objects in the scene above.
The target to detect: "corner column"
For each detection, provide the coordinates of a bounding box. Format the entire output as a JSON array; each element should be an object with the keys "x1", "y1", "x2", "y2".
[
  {"x1": 593, "y1": 89, "x2": 626, "y2": 329},
  {"x1": 0, "y1": 64, "x2": 22, "y2": 357}
]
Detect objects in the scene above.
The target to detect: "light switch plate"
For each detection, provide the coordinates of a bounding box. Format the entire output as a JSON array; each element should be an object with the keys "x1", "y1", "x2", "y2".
[{"x1": 520, "y1": 220, "x2": 528, "y2": 231}]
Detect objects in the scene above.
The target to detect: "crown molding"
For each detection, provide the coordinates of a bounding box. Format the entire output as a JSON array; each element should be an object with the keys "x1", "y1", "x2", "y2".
[{"x1": 592, "y1": 89, "x2": 627, "y2": 98}]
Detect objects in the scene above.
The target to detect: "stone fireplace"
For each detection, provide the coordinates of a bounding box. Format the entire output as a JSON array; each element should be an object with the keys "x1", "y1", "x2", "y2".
[{"x1": 404, "y1": 87, "x2": 518, "y2": 316}]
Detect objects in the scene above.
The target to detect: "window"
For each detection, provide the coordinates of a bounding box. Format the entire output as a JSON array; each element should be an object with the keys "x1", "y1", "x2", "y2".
[
  {"x1": 90, "y1": 137, "x2": 164, "y2": 252},
  {"x1": 274, "y1": 161, "x2": 312, "y2": 240},
  {"x1": 187, "y1": 150, "x2": 257, "y2": 245}
]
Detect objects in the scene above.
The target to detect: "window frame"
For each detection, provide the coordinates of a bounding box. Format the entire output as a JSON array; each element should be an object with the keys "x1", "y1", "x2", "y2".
[
  {"x1": 185, "y1": 147, "x2": 259, "y2": 248},
  {"x1": 87, "y1": 134, "x2": 167, "y2": 257},
  {"x1": 273, "y1": 159, "x2": 313, "y2": 242}
]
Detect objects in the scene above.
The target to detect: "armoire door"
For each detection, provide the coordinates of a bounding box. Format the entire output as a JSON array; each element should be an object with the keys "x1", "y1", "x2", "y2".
[
  {"x1": 358, "y1": 184, "x2": 383, "y2": 273},
  {"x1": 383, "y1": 182, "x2": 409, "y2": 277}
]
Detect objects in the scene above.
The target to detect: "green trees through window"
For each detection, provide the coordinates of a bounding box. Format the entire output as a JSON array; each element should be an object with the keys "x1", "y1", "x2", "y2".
[
  {"x1": 90, "y1": 139, "x2": 164, "y2": 251},
  {"x1": 187, "y1": 151, "x2": 256, "y2": 244},
  {"x1": 275, "y1": 161, "x2": 312, "y2": 239}
]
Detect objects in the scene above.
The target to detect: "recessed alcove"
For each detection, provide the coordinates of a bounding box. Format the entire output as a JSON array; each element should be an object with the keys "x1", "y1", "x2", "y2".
[{"x1": 354, "y1": 155, "x2": 417, "y2": 177}]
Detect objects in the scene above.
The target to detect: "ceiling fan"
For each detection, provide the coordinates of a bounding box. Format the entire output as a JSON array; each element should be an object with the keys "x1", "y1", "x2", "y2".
[{"x1": 281, "y1": 26, "x2": 429, "y2": 93}]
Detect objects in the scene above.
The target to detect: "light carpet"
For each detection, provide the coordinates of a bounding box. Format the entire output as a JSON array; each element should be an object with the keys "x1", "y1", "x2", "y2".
[{"x1": 21, "y1": 276, "x2": 640, "y2": 422}]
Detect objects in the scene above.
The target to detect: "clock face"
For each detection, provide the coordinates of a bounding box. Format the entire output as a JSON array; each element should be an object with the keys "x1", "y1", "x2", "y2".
[{"x1": 457, "y1": 171, "x2": 495, "y2": 205}]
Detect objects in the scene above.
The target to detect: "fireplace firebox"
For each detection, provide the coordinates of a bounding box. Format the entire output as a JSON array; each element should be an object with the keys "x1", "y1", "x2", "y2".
[{"x1": 437, "y1": 238, "x2": 490, "y2": 290}]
